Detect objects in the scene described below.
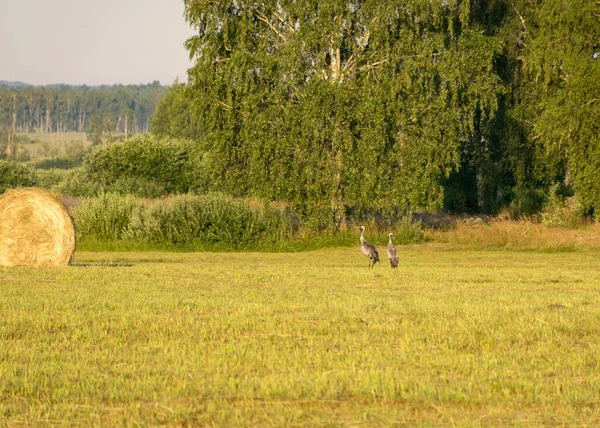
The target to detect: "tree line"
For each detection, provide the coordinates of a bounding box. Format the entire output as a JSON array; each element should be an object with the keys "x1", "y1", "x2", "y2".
[
  {"x1": 151, "y1": 0, "x2": 599, "y2": 226},
  {"x1": 0, "y1": 82, "x2": 166, "y2": 136}
]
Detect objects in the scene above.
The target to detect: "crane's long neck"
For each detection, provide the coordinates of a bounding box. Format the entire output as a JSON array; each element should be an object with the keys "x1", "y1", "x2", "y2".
[
  {"x1": 360, "y1": 229, "x2": 365, "y2": 243},
  {"x1": 388, "y1": 235, "x2": 393, "y2": 244}
]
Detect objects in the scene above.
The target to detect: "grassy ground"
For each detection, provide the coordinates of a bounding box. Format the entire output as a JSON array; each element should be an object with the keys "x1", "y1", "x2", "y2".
[
  {"x1": 1, "y1": 247, "x2": 600, "y2": 425},
  {"x1": 18, "y1": 132, "x2": 89, "y2": 144},
  {"x1": 17, "y1": 132, "x2": 90, "y2": 160}
]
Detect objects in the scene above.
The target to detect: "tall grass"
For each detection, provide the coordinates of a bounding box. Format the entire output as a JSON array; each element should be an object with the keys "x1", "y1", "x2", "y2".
[
  {"x1": 73, "y1": 193, "x2": 139, "y2": 241},
  {"x1": 71, "y1": 193, "x2": 424, "y2": 251},
  {"x1": 427, "y1": 218, "x2": 600, "y2": 250},
  {"x1": 73, "y1": 193, "x2": 294, "y2": 251}
]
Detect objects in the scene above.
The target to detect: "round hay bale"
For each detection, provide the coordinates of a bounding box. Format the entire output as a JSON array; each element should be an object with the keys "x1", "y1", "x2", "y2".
[{"x1": 0, "y1": 188, "x2": 75, "y2": 267}]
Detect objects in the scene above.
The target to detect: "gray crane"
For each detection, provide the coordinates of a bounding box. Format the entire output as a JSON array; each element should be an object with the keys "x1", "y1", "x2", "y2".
[
  {"x1": 359, "y1": 225, "x2": 379, "y2": 269},
  {"x1": 387, "y1": 233, "x2": 399, "y2": 268}
]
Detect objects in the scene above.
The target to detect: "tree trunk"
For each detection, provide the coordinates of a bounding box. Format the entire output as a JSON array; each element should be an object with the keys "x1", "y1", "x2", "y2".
[
  {"x1": 331, "y1": 124, "x2": 346, "y2": 231},
  {"x1": 11, "y1": 93, "x2": 17, "y2": 135},
  {"x1": 45, "y1": 103, "x2": 52, "y2": 133}
]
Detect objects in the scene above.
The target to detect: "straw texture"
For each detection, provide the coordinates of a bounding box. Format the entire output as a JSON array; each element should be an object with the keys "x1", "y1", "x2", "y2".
[{"x1": 0, "y1": 188, "x2": 75, "y2": 267}]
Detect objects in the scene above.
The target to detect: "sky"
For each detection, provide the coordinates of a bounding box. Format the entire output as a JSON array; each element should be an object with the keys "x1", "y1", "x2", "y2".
[{"x1": 0, "y1": 0, "x2": 195, "y2": 86}]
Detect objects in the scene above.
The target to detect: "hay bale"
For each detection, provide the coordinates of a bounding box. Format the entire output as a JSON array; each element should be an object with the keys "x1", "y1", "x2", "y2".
[{"x1": 0, "y1": 188, "x2": 75, "y2": 267}]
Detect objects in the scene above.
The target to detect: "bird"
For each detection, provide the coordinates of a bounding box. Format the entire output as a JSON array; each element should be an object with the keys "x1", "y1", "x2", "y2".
[
  {"x1": 359, "y1": 225, "x2": 379, "y2": 269},
  {"x1": 387, "y1": 233, "x2": 399, "y2": 268}
]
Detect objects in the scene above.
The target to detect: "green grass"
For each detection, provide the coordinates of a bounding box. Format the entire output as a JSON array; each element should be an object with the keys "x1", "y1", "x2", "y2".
[{"x1": 1, "y1": 247, "x2": 600, "y2": 425}]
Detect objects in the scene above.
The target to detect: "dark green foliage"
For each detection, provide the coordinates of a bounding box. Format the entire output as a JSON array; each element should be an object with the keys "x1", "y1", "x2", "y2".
[
  {"x1": 110, "y1": 177, "x2": 167, "y2": 198},
  {"x1": 33, "y1": 169, "x2": 70, "y2": 190},
  {"x1": 30, "y1": 152, "x2": 85, "y2": 170},
  {"x1": 157, "y1": 0, "x2": 599, "y2": 222},
  {"x1": 83, "y1": 135, "x2": 201, "y2": 194},
  {"x1": 151, "y1": 83, "x2": 203, "y2": 140},
  {"x1": 503, "y1": 0, "x2": 600, "y2": 217},
  {"x1": 52, "y1": 168, "x2": 102, "y2": 197},
  {"x1": 0, "y1": 160, "x2": 35, "y2": 193},
  {"x1": 508, "y1": 187, "x2": 547, "y2": 219}
]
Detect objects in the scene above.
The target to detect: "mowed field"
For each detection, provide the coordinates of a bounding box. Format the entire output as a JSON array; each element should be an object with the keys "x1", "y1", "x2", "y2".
[{"x1": 1, "y1": 247, "x2": 600, "y2": 425}]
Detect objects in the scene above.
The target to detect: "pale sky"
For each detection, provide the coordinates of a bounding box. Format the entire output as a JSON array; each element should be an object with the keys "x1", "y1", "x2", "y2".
[{"x1": 0, "y1": 0, "x2": 195, "y2": 86}]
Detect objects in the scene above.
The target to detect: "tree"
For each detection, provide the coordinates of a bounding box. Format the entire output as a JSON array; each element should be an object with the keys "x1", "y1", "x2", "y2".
[
  {"x1": 151, "y1": 82, "x2": 203, "y2": 140},
  {"x1": 87, "y1": 113, "x2": 116, "y2": 146},
  {"x1": 183, "y1": 0, "x2": 506, "y2": 227},
  {"x1": 501, "y1": 0, "x2": 600, "y2": 217}
]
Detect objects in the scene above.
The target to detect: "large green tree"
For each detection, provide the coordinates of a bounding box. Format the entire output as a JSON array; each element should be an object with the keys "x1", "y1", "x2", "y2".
[
  {"x1": 183, "y1": 0, "x2": 506, "y2": 227},
  {"x1": 518, "y1": 0, "x2": 600, "y2": 216}
]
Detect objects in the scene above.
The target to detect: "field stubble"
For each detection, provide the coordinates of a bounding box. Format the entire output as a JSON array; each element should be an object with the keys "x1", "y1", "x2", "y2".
[{"x1": 1, "y1": 247, "x2": 600, "y2": 425}]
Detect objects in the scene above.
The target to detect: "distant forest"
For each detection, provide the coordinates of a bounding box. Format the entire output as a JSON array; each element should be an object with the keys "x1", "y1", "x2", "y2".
[{"x1": 0, "y1": 82, "x2": 166, "y2": 135}]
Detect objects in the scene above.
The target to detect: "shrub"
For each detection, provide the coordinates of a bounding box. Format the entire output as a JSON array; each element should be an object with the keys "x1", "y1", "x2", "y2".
[
  {"x1": 52, "y1": 168, "x2": 102, "y2": 197},
  {"x1": 30, "y1": 153, "x2": 85, "y2": 170},
  {"x1": 509, "y1": 187, "x2": 546, "y2": 219},
  {"x1": 0, "y1": 160, "x2": 35, "y2": 194},
  {"x1": 83, "y1": 135, "x2": 200, "y2": 194},
  {"x1": 72, "y1": 193, "x2": 138, "y2": 241},
  {"x1": 110, "y1": 177, "x2": 166, "y2": 198},
  {"x1": 541, "y1": 184, "x2": 585, "y2": 227},
  {"x1": 34, "y1": 169, "x2": 70, "y2": 190},
  {"x1": 124, "y1": 193, "x2": 293, "y2": 249},
  {"x1": 72, "y1": 193, "x2": 294, "y2": 250},
  {"x1": 393, "y1": 212, "x2": 425, "y2": 243}
]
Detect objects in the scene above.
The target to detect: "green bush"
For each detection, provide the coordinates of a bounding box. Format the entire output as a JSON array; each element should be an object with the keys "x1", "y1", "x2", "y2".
[
  {"x1": 52, "y1": 168, "x2": 102, "y2": 197},
  {"x1": 84, "y1": 135, "x2": 200, "y2": 194},
  {"x1": 509, "y1": 188, "x2": 547, "y2": 219},
  {"x1": 393, "y1": 212, "x2": 425, "y2": 243},
  {"x1": 72, "y1": 193, "x2": 139, "y2": 241},
  {"x1": 541, "y1": 184, "x2": 585, "y2": 227},
  {"x1": 110, "y1": 177, "x2": 166, "y2": 198},
  {"x1": 30, "y1": 152, "x2": 86, "y2": 170},
  {"x1": 33, "y1": 169, "x2": 70, "y2": 190},
  {"x1": 72, "y1": 193, "x2": 294, "y2": 250},
  {"x1": 0, "y1": 160, "x2": 35, "y2": 193}
]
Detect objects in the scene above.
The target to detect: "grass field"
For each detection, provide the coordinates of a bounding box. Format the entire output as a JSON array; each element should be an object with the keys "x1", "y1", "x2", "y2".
[
  {"x1": 17, "y1": 132, "x2": 90, "y2": 160},
  {"x1": 1, "y1": 246, "x2": 600, "y2": 425}
]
